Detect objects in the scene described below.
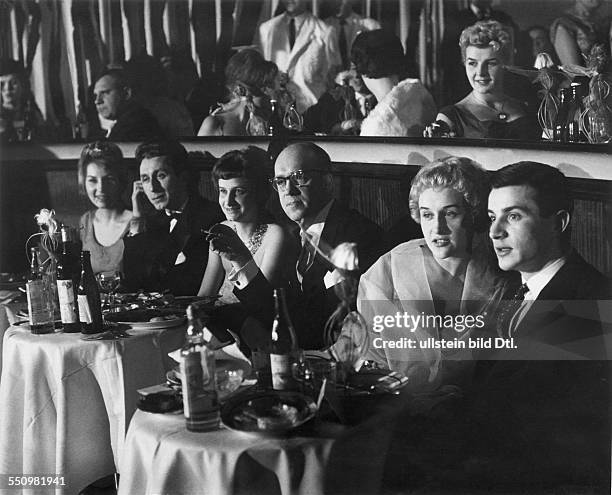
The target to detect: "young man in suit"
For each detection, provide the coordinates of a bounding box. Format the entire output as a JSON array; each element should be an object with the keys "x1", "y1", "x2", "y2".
[
  {"x1": 458, "y1": 161, "x2": 611, "y2": 487},
  {"x1": 208, "y1": 142, "x2": 383, "y2": 350},
  {"x1": 256, "y1": 0, "x2": 341, "y2": 113},
  {"x1": 488, "y1": 161, "x2": 609, "y2": 350},
  {"x1": 123, "y1": 140, "x2": 223, "y2": 295}
]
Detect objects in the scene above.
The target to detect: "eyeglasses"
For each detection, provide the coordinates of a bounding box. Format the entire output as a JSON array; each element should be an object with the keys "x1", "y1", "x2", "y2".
[{"x1": 269, "y1": 169, "x2": 327, "y2": 191}]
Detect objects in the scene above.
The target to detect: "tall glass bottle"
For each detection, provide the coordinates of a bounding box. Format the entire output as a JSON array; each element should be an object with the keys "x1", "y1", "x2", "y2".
[
  {"x1": 26, "y1": 247, "x2": 54, "y2": 334},
  {"x1": 181, "y1": 305, "x2": 220, "y2": 431},
  {"x1": 270, "y1": 288, "x2": 299, "y2": 391},
  {"x1": 553, "y1": 88, "x2": 569, "y2": 142},
  {"x1": 267, "y1": 99, "x2": 283, "y2": 136},
  {"x1": 56, "y1": 226, "x2": 80, "y2": 332},
  {"x1": 566, "y1": 83, "x2": 584, "y2": 143},
  {"x1": 77, "y1": 251, "x2": 103, "y2": 334}
]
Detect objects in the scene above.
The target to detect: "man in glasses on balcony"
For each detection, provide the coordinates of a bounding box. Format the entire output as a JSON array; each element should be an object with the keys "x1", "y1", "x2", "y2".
[{"x1": 212, "y1": 142, "x2": 383, "y2": 350}]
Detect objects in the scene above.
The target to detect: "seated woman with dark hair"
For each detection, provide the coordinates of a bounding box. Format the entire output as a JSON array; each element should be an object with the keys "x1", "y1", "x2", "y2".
[
  {"x1": 78, "y1": 141, "x2": 132, "y2": 274},
  {"x1": 0, "y1": 58, "x2": 53, "y2": 141},
  {"x1": 197, "y1": 50, "x2": 279, "y2": 136},
  {"x1": 351, "y1": 29, "x2": 436, "y2": 136},
  {"x1": 198, "y1": 146, "x2": 294, "y2": 303},
  {"x1": 358, "y1": 156, "x2": 505, "y2": 390},
  {"x1": 425, "y1": 21, "x2": 540, "y2": 140}
]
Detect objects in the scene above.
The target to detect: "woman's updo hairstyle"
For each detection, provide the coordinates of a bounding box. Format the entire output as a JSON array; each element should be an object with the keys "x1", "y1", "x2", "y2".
[
  {"x1": 225, "y1": 49, "x2": 278, "y2": 98},
  {"x1": 351, "y1": 29, "x2": 407, "y2": 79},
  {"x1": 459, "y1": 20, "x2": 514, "y2": 64},
  {"x1": 409, "y1": 156, "x2": 491, "y2": 232}
]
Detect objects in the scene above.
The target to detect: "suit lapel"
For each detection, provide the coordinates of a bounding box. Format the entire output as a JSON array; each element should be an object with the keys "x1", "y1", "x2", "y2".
[{"x1": 286, "y1": 14, "x2": 314, "y2": 71}]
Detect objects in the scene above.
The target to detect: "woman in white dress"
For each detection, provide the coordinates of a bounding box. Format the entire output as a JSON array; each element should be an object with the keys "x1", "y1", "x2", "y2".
[
  {"x1": 198, "y1": 146, "x2": 294, "y2": 303},
  {"x1": 358, "y1": 156, "x2": 506, "y2": 390}
]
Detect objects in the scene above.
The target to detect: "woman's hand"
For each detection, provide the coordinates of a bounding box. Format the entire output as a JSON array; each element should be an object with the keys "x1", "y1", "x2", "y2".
[
  {"x1": 205, "y1": 223, "x2": 252, "y2": 268},
  {"x1": 423, "y1": 121, "x2": 455, "y2": 138},
  {"x1": 131, "y1": 180, "x2": 147, "y2": 218}
]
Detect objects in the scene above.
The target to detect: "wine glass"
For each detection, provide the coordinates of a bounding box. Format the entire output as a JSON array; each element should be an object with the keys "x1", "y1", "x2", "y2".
[{"x1": 96, "y1": 271, "x2": 122, "y2": 313}]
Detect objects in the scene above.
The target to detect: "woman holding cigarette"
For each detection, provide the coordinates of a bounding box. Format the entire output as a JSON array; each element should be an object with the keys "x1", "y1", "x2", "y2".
[{"x1": 198, "y1": 147, "x2": 294, "y2": 303}]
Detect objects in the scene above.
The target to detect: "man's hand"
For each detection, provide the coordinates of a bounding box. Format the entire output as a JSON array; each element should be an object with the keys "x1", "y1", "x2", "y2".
[
  {"x1": 205, "y1": 223, "x2": 253, "y2": 269},
  {"x1": 131, "y1": 180, "x2": 147, "y2": 218}
]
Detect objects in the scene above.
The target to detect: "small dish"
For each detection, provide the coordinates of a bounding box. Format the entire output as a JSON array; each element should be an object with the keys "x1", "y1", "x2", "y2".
[
  {"x1": 221, "y1": 390, "x2": 316, "y2": 436},
  {"x1": 105, "y1": 308, "x2": 186, "y2": 330}
]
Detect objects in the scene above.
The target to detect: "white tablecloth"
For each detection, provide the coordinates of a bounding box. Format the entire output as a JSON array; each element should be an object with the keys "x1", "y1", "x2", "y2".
[
  {"x1": 118, "y1": 409, "x2": 343, "y2": 495},
  {"x1": 0, "y1": 324, "x2": 184, "y2": 494}
]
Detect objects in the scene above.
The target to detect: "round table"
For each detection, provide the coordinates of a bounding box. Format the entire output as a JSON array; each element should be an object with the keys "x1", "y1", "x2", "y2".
[
  {"x1": 0, "y1": 324, "x2": 184, "y2": 494},
  {"x1": 117, "y1": 393, "x2": 402, "y2": 495}
]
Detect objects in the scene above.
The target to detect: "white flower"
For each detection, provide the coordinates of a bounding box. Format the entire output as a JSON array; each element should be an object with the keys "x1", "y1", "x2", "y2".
[
  {"x1": 34, "y1": 208, "x2": 59, "y2": 236},
  {"x1": 330, "y1": 242, "x2": 359, "y2": 271},
  {"x1": 534, "y1": 52, "x2": 555, "y2": 70}
]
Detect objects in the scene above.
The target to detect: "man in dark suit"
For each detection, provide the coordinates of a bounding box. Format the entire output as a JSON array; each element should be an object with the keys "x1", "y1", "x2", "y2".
[
  {"x1": 488, "y1": 161, "x2": 610, "y2": 349},
  {"x1": 459, "y1": 161, "x2": 611, "y2": 489},
  {"x1": 210, "y1": 142, "x2": 383, "y2": 350},
  {"x1": 123, "y1": 140, "x2": 223, "y2": 295},
  {"x1": 93, "y1": 69, "x2": 163, "y2": 141}
]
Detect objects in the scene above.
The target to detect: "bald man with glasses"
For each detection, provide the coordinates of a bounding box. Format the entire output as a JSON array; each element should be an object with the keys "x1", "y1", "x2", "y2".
[{"x1": 209, "y1": 142, "x2": 383, "y2": 350}]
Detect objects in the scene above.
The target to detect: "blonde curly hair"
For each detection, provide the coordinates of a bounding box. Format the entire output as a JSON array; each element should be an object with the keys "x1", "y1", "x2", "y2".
[{"x1": 459, "y1": 20, "x2": 514, "y2": 64}]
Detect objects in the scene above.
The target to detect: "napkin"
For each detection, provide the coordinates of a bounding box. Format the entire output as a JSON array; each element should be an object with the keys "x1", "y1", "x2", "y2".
[{"x1": 168, "y1": 326, "x2": 250, "y2": 365}]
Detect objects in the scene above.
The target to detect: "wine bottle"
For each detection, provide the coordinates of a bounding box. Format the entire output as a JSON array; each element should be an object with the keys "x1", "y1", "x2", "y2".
[
  {"x1": 553, "y1": 88, "x2": 569, "y2": 142},
  {"x1": 181, "y1": 305, "x2": 220, "y2": 432},
  {"x1": 26, "y1": 247, "x2": 54, "y2": 334},
  {"x1": 56, "y1": 226, "x2": 80, "y2": 332},
  {"x1": 270, "y1": 288, "x2": 299, "y2": 390},
  {"x1": 268, "y1": 99, "x2": 283, "y2": 136},
  {"x1": 73, "y1": 102, "x2": 89, "y2": 141},
  {"x1": 77, "y1": 251, "x2": 103, "y2": 334}
]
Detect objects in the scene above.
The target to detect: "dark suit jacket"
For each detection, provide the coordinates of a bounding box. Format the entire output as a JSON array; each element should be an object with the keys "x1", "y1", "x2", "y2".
[
  {"x1": 234, "y1": 201, "x2": 384, "y2": 350},
  {"x1": 107, "y1": 101, "x2": 164, "y2": 142},
  {"x1": 464, "y1": 251, "x2": 611, "y2": 487},
  {"x1": 123, "y1": 194, "x2": 223, "y2": 295},
  {"x1": 500, "y1": 250, "x2": 611, "y2": 357}
]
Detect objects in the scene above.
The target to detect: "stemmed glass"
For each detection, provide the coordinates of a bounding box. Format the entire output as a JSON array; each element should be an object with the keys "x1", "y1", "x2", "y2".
[{"x1": 96, "y1": 271, "x2": 122, "y2": 313}]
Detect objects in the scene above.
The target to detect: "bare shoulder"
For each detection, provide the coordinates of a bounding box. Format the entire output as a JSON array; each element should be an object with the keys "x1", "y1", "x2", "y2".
[{"x1": 198, "y1": 115, "x2": 223, "y2": 136}]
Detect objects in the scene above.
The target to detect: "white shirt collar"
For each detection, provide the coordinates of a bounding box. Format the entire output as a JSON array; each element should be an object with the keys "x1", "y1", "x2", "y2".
[
  {"x1": 303, "y1": 199, "x2": 334, "y2": 248},
  {"x1": 521, "y1": 256, "x2": 567, "y2": 300}
]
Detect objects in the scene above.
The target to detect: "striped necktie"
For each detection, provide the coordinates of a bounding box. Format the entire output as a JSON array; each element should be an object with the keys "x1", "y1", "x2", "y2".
[{"x1": 496, "y1": 283, "x2": 529, "y2": 338}]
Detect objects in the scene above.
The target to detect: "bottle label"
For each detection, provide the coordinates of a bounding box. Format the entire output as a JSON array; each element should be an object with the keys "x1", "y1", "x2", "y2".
[
  {"x1": 270, "y1": 353, "x2": 293, "y2": 390},
  {"x1": 181, "y1": 351, "x2": 218, "y2": 419},
  {"x1": 78, "y1": 295, "x2": 92, "y2": 324},
  {"x1": 57, "y1": 280, "x2": 78, "y2": 323},
  {"x1": 26, "y1": 280, "x2": 51, "y2": 325}
]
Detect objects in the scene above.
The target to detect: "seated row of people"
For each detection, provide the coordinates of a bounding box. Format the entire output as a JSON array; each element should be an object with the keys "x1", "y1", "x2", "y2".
[
  {"x1": 197, "y1": 21, "x2": 540, "y2": 140},
  {"x1": 78, "y1": 138, "x2": 609, "y2": 364}
]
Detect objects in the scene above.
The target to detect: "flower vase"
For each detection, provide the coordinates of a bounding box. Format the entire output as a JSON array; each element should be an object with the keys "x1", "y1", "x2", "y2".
[{"x1": 586, "y1": 104, "x2": 612, "y2": 143}]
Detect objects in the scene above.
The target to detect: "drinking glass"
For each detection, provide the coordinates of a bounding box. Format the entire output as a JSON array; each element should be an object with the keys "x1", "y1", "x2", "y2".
[{"x1": 96, "y1": 271, "x2": 122, "y2": 313}]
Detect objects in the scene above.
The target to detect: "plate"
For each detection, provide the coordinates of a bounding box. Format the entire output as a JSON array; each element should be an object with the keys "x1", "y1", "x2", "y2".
[
  {"x1": 105, "y1": 308, "x2": 186, "y2": 330},
  {"x1": 221, "y1": 390, "x2": 316, "y2": 436}
]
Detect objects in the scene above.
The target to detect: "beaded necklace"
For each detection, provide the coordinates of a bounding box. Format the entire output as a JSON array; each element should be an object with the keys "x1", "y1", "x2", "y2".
[{"x1": 235, "y1": 223, "x2": 268, "y2": 254}]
